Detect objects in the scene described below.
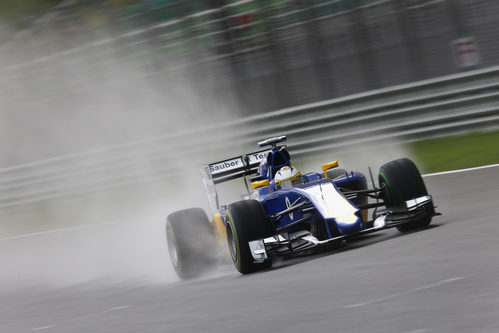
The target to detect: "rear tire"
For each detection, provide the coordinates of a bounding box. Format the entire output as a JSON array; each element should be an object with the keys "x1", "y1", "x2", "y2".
[
  {"x1": 378, "y1": 158, "x2": 433, "y2": 232},
  {"x1": 166, "y1": 208, "x2": 217, "y2": 279},
  {"x1": 226, "y1": 200, "x2": 274, "y2": 274}
]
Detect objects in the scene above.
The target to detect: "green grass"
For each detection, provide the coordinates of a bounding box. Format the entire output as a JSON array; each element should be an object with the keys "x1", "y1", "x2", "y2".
[
  {"x1": 407, "y1": 129, "x2": 499, "y2": 174},
  {"x1": 0, "y1": 0, "x2": 61, "y2": 28}
]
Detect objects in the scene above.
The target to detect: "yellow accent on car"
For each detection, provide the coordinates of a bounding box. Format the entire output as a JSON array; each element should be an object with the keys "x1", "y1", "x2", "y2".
[
  {"x1": 360, "y1": 193, "x2": 369, "y2": 222},
  {"x1": 362, "y1": 209, "x2": 368, "y2": 222},
  {"x1": 211, "y1": 213, "x2": 227, "y2": 247},
  {"x1": 252, "y1": 179, "x2": 270, "y2": 189},
  {"x1": 322, "y1": 161, "x2": 339, "y2": 178}
]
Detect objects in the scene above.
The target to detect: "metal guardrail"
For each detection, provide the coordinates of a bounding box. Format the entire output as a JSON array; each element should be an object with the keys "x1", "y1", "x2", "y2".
[{"x1": 0, "y1": 65, "x2": 498, "y2": 210}]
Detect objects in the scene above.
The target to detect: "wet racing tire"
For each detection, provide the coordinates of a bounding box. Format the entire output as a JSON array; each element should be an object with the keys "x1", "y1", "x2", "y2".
[
  {"x1": 166, "y1": 208, "x2": 217, "y2": 279},
  {"x1": 226, "y1": 200, "x2": 274, "y2": 274},
  {"x1": 378, "y1": 158, "x2": 433, "y2": 232}
]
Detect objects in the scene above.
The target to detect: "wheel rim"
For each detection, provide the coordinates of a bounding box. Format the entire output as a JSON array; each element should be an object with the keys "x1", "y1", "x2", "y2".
[
  {"x1": 166, "y1": 224, "x2": 179, "y2": 267},
  {"x1": 226, "y1": 222, "x2": 237, "y2": 262}
]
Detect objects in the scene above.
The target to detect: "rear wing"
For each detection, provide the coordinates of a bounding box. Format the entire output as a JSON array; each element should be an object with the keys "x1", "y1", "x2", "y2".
[
  {"x1": 201, "y1": 149, "x2": 270, "y2": 214},
  {"x1": 207, "y1": 149, "x2": 270, "y2": 184}
]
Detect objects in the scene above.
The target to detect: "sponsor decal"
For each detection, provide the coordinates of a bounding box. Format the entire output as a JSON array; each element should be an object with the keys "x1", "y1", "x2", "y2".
[
  {"x1": 247, "y1": 151, "x2": 269, "y2": 165},
  {"x1": 209, "y1": 150, "x2": 270, "y2": 175},
  {"x1": 209, "y1": 158, "x2": 244, "y2": 174}
]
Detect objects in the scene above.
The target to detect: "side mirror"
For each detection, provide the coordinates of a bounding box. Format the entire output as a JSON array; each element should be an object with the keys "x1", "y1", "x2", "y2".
[{"x1": 322, "y1": 161, "x2": 339, "y2": 178}]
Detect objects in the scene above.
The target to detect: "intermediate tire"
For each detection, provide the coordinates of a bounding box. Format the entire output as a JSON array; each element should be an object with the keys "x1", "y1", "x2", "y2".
[
  {"x1": 378, "y1": 158, "x2": 433, "y2": 232},
  {"x1": 166, "y1": 208, "x2": 217, "y2": 279},
  {"x1": 226, "y1": 200, "x2": 274, "y2": 274}
]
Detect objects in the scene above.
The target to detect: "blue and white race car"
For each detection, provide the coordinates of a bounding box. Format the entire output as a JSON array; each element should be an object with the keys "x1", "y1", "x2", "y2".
[{"x1": 166, "y1": 136, "x2": 439, "y2": 278}]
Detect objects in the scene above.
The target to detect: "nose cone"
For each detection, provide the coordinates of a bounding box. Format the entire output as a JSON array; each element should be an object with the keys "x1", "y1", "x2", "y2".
[{"x1": 334, "y1": 216, "x2": 363, "y2": 234}]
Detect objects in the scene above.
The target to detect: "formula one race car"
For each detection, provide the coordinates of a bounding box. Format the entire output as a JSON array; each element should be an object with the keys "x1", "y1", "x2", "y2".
[{"x1": 166, "y1": 136, "x2": 439, "y2": 278}]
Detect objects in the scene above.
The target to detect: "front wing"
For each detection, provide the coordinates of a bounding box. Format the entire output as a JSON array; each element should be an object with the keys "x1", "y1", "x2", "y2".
[{"x1": 248, "y1": 195, "x2": 439, "y2": 263}]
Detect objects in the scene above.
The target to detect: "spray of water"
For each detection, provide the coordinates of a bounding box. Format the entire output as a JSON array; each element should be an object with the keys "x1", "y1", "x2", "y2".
[
  {"x1": 0, "y1": 22, "x2": 246, "y2": 290},
  {"x1": 0, "y1": 18, "x2": 415, "y2": 291}
]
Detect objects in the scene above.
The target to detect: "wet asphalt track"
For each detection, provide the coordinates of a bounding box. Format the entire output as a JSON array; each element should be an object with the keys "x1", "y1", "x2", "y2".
[{"x1": 2, "y1": 166, "x2": 499, "y2": 333}]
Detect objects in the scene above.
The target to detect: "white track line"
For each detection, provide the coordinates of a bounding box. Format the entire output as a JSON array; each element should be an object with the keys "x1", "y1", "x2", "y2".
[
  {"x1": 423, "y1": 163, "x2": 499, "y2": 177},
  {"x1": 32, "y1": 305, "x2": 132, "y2": 331},
  {"x1": 0, "y1": 218, "x2": 140, "y2": 241},
  {"x1": 343, "y1": 276, "x2": 465, "y2": 308}
]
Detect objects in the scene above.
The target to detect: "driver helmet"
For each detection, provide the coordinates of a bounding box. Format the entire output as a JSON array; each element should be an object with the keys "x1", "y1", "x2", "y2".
[{"x1": 274, "y1": 166, "x2": 302, "y2": 189}]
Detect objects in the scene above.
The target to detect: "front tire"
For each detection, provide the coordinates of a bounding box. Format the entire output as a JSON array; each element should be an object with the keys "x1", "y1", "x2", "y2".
[
  {"x1": 378, "y1": 158, "x2": 433, "y2": 232},
  {"x1": 226, "y1": 200, "x2": 274, "y2": 274},
  {"x1": 166, "y1": 208, "x2": 217, "y2": 279}
]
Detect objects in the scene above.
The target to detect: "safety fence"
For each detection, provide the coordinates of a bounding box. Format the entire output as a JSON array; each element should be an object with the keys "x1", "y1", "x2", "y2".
[
  {"x1": 2, "y1": 0, "x2": 499, "y2": 114},
  {"x1": 0, "y1": 64, "x2": 498, "y2": 210}
]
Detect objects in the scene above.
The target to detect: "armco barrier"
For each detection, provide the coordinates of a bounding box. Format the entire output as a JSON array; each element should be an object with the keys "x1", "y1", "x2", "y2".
[{"x1": 0, "y1": 65, "x2": 498, "y2": 209}]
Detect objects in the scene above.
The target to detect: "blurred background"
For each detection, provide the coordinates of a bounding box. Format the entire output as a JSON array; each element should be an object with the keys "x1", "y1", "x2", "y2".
[
  {"x1": 0, "y1": 0, "x2": 499, "y2": 287},
  {"x1": 1, "y1": 0, "x2": 498, "y2": 163},
  {"x1": 2, "y1": 0, "x2": 498, "y2": 114}
]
